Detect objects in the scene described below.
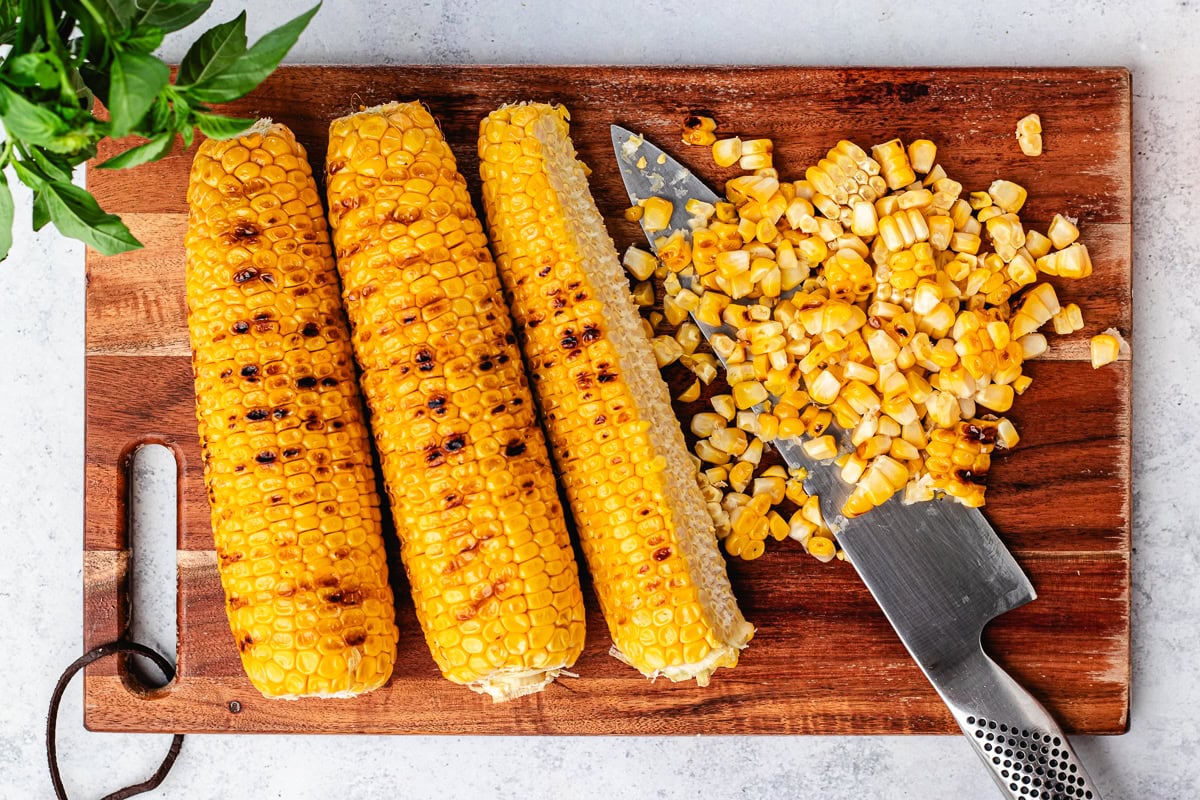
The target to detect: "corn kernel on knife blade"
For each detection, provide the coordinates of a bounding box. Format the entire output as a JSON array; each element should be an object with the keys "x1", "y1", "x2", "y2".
[{"x1": 612, "y1": 125, "x2": 1100, "y2": 800}]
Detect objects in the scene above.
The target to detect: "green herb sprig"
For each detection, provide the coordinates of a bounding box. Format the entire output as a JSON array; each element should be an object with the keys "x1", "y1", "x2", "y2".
[{"x1": 0, "y1": 0, "x2": 321, "y2": 261}]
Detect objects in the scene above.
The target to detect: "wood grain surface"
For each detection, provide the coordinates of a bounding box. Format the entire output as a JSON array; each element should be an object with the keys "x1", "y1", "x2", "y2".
[{"x1": 83, "y1": 65, "x2": 1131, "y2": 735}]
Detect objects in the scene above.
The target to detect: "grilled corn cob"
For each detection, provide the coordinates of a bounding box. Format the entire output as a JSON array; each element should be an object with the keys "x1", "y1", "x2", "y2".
[
  {"x1": 185, "y1": 121, "x2": 398, "y2": 698},
  {"x1": 326, "y1": 102, "x2": 586, "y2": 701},
  {"x1": 479, "y1": 102, "x2": 753, "y2": 685}
]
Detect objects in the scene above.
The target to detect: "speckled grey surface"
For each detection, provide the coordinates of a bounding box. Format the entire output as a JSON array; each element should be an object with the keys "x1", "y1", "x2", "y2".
[{"x1": 2, "y1": 0, "x2": 1195, "y2": 797}]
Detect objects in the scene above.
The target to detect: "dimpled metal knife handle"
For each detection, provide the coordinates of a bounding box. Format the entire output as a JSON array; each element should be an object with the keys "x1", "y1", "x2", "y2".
[{"x1": 946, "y1": 648, "x2": 1100, "y2": 800}]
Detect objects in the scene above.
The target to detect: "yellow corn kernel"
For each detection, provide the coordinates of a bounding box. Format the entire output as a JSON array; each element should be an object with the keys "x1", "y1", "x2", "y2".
[
  {"x1": 692, "y1": 412, "x2": 728, "y2": 438},
  {"x1": 682, "y1": 115, "x2": 718, "y2": 146},
  {"x1": 1090, "y1": 330, "x2": 1125, "y2": 367},
  {"x1": 711, "y1": 394, "x2": 736, "y2": 421},
  {"x1": 807, "y1": 535, "x2": 837, "y2": 562},
  {"x1": 1047, "y1": 214, "x2": 1080, "y2": 249},
  {"x1": 681, "y1": 352, "x2": 719, "y2": 385},
  {"x1": 623, "y1": 245, "x2": 658, "y2": 281},
  {"x1": 950, "y1": 232, "x2": 982, "y2": 255},
  {"x1": 996, "y1": 418, "x2": 1020, "y2": 449},
  {"x1": 988, "y1": 179, "x2": 1028, "y2": 213},
  {"x1": 1019, "y1": 333, "x2": 1048, "y2": 359},
  {"x1": 1016, "y1": 113, "x2": 1043, "y2": 157},
  {"x1": 733, "y1": 380, "x2": 769, "y2": 409},
  {"x1": 727, "y1": 460, "x2": 755, "y2": 493},
  {"x1": 1024, "y1": 229, "x2": 1052, "y2": 259},
  {"x1": 976, "y1": 383, "x2": 1014, "y2": 413},
  {"x1": 712, "y1": 136, "x2": 743, "y2": 167},
  {"x1": 633, "y1": 280, "x2": 655, "y2": 307},
  {"x1": 640, "y1": 196, "x2": 674, "y2": 233},
  {"x1": 872, "y1": 138, "x2": 917, "y2": 190},
  {"x1": 752, "y1": 475, "x2": 787, "y2": 505},
  {"x1": 907, "y1": 140, "x2": 937, "y2": 174},
  {"x1": 678, "y1": 379, "x2": 702, "y2": 403},
  {"x1": 663, "y1": 294, "x2": 689, "y2": 327},
  {"x1": 711, "y1": 426, "x2": 749, "y2": 456},
  {"x1": 675, "y1": 322, "x2": 702, "y2": 354},
  {"x1": 803, "y1": 435, "x2": 839, "y2": 461}
]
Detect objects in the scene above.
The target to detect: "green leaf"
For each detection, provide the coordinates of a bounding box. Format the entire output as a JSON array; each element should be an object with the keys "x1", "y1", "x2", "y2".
[
  {"x1": 0, "y1": 84, "x2": 68, "y2": 148},
  {"x1": 28, "y1": 146, "x2": 74, "y2": 182},
  {"x1": 139, "y1": 93, "x2": 171, "y2": 133},
  {"x1": 42, "y1": 180, "x2": 142, "y2": 255},
  {"x1": 122, "y1": 25, "x2": 165, "y2": 53},
  {"x1": 107, "y1": 50, "x2": 170, "y2": 137},
  {"x1": 11, "y1": 159, "x2": 47, "y2": 190},
  {"x1": 4, "y1": 53, "x2": 63, "y2": 88},
  {"x1": 136, "y1": 0, "x2": 212, "y2": 34},
  {"x1": 99, "y1": 0, "x2": 138, "y2": 28},
  {"x1": 0, "y1": 173, "x2": 14, "y2": 261},
  {"x1": 170, "y1": 92, "x2": 190, "y2": 129},
  {"x1": 179, "y1": 124, "x2": 194, "y2": 148},
  {"x1": 187, "y1": 4, "x2": 319, "y2": 104},
  {"x1": 32, "y1": 192, "x2": 50, "y2": 231},
  {"x1": 177, "y1": 11, "x2": 247, "y2": 87},
  {"x1": 97, "y1": 131, "x2": 174, "y2": 169},
  {"x1": 194, "y1": 112, "x2": 253, "y2": 139}
]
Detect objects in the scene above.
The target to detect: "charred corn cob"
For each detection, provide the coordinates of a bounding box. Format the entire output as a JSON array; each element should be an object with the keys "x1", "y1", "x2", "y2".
[
  {"x1": 479, "y1": 102, "x2": 753, "y2": 685},
  {"x1": 185, "y1": 121, "x2": 398, "y2": 698},
  {"x1": 326, "y1": 102, "x2": 586, "y2": 701}
]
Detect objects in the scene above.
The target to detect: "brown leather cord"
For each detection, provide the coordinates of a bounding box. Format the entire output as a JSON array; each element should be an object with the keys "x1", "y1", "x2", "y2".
[{"x1": 47, "y1": 641, "x2": 184, "y2": 800}]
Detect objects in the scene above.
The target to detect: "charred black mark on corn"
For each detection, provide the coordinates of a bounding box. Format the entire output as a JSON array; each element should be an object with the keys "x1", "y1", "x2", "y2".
[
  {"x1": 963, "y1": 423, "x2": 997, "y2": 445},
  {"x1": 956, "y1": 468, "x2": 989, "y2": 485},
  {"x1": 504, "y1": 441, "x2": 526, "y2": 457}
]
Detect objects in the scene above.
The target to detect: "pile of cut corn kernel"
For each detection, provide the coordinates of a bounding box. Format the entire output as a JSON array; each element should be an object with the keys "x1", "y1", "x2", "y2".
[{"x1": 623, "y1": 116, "x2": 1127, "y2": 563}]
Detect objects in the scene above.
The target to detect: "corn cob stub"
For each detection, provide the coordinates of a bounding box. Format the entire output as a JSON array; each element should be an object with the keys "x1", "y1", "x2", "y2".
[
  {"x1": 630, "y1": 127, "x2": 1121, "y2": 563},
  {"x1": 326, "y1": 102, "x2": 586, "y2": 701},
  {"x1": 185, "y1": 121, "x2": 398, "y2": 698},
  {"x1": 480, "y1": 102, "x2": 754, "y2": 685}
]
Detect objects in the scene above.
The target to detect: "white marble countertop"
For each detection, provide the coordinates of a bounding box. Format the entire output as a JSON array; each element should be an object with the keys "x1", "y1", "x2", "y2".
[{"x1": 2, "y1": 0, "x2": 1195, "y2": 797}]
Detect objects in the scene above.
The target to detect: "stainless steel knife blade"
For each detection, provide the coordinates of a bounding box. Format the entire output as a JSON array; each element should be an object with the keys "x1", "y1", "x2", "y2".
[{"x1": 611, "y1": 124, "x2": 1102, "y2": 800}]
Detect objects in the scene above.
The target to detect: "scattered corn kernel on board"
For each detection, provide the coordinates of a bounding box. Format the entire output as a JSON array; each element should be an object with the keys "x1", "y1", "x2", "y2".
[{"x1": 83, "y1": 66, "x2": 1130, "y2": 734}]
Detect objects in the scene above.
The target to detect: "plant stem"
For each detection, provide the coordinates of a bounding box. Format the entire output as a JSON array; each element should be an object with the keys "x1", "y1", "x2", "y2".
[{"x1": 39, "y1": 0, "x2": 77, "y2": 104}]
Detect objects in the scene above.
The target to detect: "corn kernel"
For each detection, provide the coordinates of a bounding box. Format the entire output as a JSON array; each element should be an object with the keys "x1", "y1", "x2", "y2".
[
  {"x1": 1016, "y1": 113, "x2": 1043, "y2": 157},
  {"x1": 640, "y1": 196, "x2": 674, "y2": 232}
]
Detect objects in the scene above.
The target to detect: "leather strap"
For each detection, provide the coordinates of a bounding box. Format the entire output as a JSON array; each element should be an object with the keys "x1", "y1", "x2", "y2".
[{"x1": 47, "y1": 641, "x2": 183, "y2": 800}]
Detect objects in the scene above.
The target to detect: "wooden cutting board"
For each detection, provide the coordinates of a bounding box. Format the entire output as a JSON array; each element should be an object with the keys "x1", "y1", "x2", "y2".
[{"x1": 83, "y1": 65, "x2": 1131, "y2": 735}]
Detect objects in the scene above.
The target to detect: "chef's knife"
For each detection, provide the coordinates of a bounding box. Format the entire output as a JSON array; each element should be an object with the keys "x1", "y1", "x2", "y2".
[{"x1": 612, "y1": 125, "x2": 1100, "y2": 800}]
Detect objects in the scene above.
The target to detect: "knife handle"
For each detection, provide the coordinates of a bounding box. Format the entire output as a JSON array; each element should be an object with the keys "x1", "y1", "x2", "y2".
[{"x1": 945, "y1": 648, "x2": 1101, "y2": 800}]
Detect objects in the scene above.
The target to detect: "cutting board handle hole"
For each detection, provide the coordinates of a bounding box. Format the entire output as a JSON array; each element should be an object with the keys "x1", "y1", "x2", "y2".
[{"x1": 124, "y1": 441, "x2": 180, "y2": 695}]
